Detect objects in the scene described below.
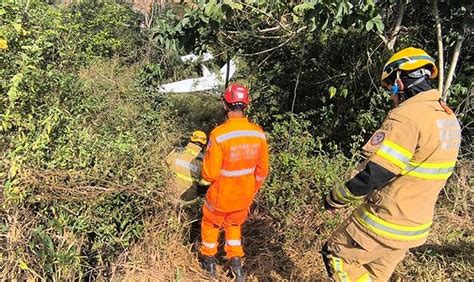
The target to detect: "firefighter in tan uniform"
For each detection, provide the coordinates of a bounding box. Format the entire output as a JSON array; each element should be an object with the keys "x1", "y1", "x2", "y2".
[
  {"x1": 166, "y1": 131, "x2": 210, "y2": 202},
  {"x1": 321, "y1": 47, "x2": 462, "y2": 281}
]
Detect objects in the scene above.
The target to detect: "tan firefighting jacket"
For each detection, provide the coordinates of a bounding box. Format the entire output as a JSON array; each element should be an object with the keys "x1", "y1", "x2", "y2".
[
  {"x1": 166, "y1": 142, "x2": 207, "y2": 191},
  {"x1": 332, "y1": 90, "x2": 461, "y2": 249}
]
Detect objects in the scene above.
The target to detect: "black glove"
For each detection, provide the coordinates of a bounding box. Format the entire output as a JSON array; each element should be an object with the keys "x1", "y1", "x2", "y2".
[{"x1": 197, "y1": 184, "x2": 209, "y2": 198}]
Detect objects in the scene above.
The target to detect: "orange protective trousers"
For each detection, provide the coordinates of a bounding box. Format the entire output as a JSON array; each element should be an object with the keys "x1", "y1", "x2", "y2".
[{"x1": 200, "y1": 203, "x2": 248, "y2": 258}]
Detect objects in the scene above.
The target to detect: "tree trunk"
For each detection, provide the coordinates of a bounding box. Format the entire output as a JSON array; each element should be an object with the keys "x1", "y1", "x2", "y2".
[
  {"x1": 432, "y1": 0, "x2": 444, "y2": 94},
  {"x1": 387, "y1": 0, "x2": 406, "y2": 51},
  {"x1": 443, "y1": 35, "x2": 465, "y2": 101}
]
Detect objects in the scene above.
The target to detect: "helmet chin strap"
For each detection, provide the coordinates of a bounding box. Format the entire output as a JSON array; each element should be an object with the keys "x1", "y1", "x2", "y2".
[
  {"x1": 391, "y1": 71, "x2": 427, "y2": 97},
  {"x1": 405, "y1": 76, "x2": 426, "y2": 90}
]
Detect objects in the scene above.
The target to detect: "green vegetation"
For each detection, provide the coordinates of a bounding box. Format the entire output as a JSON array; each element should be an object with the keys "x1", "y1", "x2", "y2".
[{"x1": 1, "y1": 0, "x2": 472, "y2": 280}]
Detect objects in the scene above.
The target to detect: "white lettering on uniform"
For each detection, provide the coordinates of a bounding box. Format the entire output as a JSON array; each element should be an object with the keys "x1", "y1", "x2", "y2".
[
  {"x1": 436, "y1": 118, "x2": 461, "y2": 150},
  {"x1": 228, "y1": 143, "x2": 261, "y2": 161}
]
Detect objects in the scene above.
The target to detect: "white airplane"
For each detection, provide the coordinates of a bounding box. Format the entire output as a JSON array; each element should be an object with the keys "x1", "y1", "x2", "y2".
[{"x1": 157, "y1": 52, "x2": 237, "y2": 94}]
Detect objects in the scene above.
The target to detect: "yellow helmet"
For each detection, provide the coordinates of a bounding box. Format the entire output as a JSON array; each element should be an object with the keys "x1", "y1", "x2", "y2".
[
  {"x1": 191, "y1": 130, "x2": 207, "y2": 145},
  {"x1": 381, "y1": 47, "x2": 438, "y2": 82}
]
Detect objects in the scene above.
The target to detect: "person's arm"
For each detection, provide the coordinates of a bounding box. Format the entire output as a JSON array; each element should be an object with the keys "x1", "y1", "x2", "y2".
[
  {"x1": 165, "y1": 149, "x2": 177, "y2": 167},
  {"x1": 254, "y1": 135, "x2": 269, "y2": 193},
  {"x1": 202, "y1": 133, "x2": 223, "y2": 183},
  {"x1": 325, "y1": 113, "x2": 419, "y2": 209}
]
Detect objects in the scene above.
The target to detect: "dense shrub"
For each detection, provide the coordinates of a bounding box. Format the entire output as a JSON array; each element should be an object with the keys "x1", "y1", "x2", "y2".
[{"x1": 1, "y1": 1, "x2": 472, "y2": 280}]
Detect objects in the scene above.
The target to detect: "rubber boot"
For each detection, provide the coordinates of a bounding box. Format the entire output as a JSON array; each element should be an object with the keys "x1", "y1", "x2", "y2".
[
  {"x1": 199, "y1": 255, "x2": 217, "y2": 277},
  {"x1": 229, "y1": 256, "x2": 246, "y2": 282}
]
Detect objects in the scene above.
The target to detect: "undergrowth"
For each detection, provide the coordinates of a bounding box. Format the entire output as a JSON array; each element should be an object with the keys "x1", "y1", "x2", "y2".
[{"x1": 1, "y1": 1, "x2": 472, "y2": 280}]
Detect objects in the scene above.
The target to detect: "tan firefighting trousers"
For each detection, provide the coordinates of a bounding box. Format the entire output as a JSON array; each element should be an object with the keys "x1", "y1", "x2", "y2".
[{"x1": 322, "y1": 218, "x2": 407, "y2": 282}]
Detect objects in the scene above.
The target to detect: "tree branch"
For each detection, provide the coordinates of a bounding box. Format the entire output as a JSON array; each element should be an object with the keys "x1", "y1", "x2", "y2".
[
  {"x1": 387, "y1": 0, "x2": 406, "y2": 51},
  {"x1": 443, "y1": 34, "x2": 465, "y2": 100},
  {"x1": 433, "y1": 0, "x2": 444, "y2": 94},
  {"x1": 239, "y1": 26, "x2": 307, "y2": 56},
  {"x1": 291, "y1": 69, "x2": 301, "y2": 113}
]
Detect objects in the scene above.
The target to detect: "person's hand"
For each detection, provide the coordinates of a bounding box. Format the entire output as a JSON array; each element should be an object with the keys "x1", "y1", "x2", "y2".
[{"x1": 197, "y1": 184, "x2": 209, "y2": 198}]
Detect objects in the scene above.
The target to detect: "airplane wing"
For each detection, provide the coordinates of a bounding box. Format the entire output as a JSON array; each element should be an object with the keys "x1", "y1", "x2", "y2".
[
  {"x1": 157, "y1": 56, "x2": 237, "y2": 93},
  {"x1": 157, "y1": 74, "x2": 221, "y2": 93}
]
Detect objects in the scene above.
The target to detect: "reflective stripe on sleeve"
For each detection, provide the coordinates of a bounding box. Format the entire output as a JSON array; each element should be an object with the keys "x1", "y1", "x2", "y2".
[
  {"x1": 354, "y1": 207, "x2": 432, "y2": 241},
  {"x1": 255, "y1": 175, "x2": 265, "y2": 182},
  {"x1": 402, "y1": 161, "x2": 456, "y2": 180},
  {"x1": 216, "y1": 130, "x2": 266, "y2": 143},
  {"x1": 375, "y1": 140, "x2": 413, "y2": 169},
  {"x1": 226, "y1": 240, "x2": 241, "y2": 246},
  {"x1": 333, "y1": 185, "x2": 364, "y2": 204},
  {"x1": 175, "y1": 173, "x2": 196, "y2": 183},
  {"x1": 355, "y1": 272, "x2": 373, "y2": 282},
  {"x1": 221, "y1": 167, "x2": 255, "y2": 177},
  {"x1": 175, "y1": 159, "x2": 199, "y2": 172}
]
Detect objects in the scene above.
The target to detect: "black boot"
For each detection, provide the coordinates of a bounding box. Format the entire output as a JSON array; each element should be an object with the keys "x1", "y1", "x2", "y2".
[
  {"x1": 199, "y1": 255, "x2": 217, "y2": 277},
  {"x1": 229, "y1": 257, "x2": 246, "y2": 282}
]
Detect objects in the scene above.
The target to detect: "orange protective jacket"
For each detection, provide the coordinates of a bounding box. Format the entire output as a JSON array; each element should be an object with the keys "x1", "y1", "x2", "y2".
[{"x1": 202, "y1": 117, "x2": 269, "y2": 212}]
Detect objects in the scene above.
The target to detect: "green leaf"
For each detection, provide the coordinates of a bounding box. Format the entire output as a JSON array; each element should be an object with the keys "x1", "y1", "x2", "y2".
[
  {"x1": 18, "y1": 260, "x2": 29, "y2": 270},
  {"x1": 366, "y1": 20, "x2": 374, "y2": 31},
  {"x1": 329, "y1": 86, "x2": 337, "y2": 98},
  {"x1": 341, "y1": 88, "x2": 348, "y2": 98},
  {"x1": 0, "y1": 8, "x2": 6, "y2": 15},
  {"x1": 374, "y1": 20, "x2": 384, "y2": 33},
  {"x1": 181, "y1": 17, "x2": 190, "y2": 27},
  {"x1": 12, "y1": 23, "x2": 22, "y2": 33},
  {"x1": 294, "y1": 3, "x2": 315, "y2": 14},
  {"x1": 372, "y1": 15, "x2": 384, "y2": 33},
  {"x1": 205, "y1": 0, "x2": 218, "y2": 16},
  {"x1": 223, "y1": 0, "x2": 243, "y2": 10}
]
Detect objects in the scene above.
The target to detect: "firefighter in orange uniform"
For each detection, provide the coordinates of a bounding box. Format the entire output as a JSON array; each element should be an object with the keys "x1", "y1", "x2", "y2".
[
  {"x1": 199, "y1": 84, "x2": 269, "y2": 280},
  {"x1": 322, "y1": 47, "x2": 462, "y2": 281}
]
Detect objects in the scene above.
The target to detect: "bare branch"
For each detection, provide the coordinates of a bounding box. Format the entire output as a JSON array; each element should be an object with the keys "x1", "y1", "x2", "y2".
[
  {"x1": 377, "y1": 33, "x2": 389, "y2": 45},
  {"x1": 443, "y1": 35, "x2": 466, "y2": 100},
  {"x1": 291, "y1": 69, "x2": 302, "y2": 113},
  {"x1": 242, "y1": 2, "x2": 292, "y2": 33},
  {"x1": 432, "y1": 0, "x2": 444, "y2": 94},
  {"x1": 239, "y1": 27, "x2": 306, "y2": 56},
  {"x1": 313, "y1": 73, "x2": 347, "y2": 85},
  {"x1": 387, "y1": 0, "x2": 406, "y2": 51}
]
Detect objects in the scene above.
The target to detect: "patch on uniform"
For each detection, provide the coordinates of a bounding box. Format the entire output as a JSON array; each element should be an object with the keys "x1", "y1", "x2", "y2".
[{"x1": 370, "y1": 132, "x2": 385, "y2": 145}]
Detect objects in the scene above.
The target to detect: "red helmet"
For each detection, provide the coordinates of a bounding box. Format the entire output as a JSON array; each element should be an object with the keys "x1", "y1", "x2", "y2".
[{"x1": 223, "y1": 84, "x2": 250, "y2": 106}]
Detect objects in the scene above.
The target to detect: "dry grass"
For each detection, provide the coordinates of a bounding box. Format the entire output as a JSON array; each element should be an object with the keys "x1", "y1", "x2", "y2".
[
  {"x1": 112, "y1": 162, "x2": 473, "y2": 281},
  {"x1": 2, "y1": 153, "x2": 471, "y2": 280}
]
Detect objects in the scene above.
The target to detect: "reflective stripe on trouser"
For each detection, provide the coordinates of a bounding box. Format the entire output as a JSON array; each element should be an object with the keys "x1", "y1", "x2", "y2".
[
  {"x1": 329, "y1": 257, "x2": 374, "y2": 282},
  {"x1": 224, "y1": 225, "x2": 244, "y2": 258},
  {"x1": 200, "y1": 204, "x2": 248, "y2": 258},
  {"x1": 323, "y1": 218, "x2": 408, "y2": 281},
  {"x1": 354, "y1": 207, "x2": 432, "y2": 241},
  {"x1": 200, "y1": 215, "x2": 220, "y2": 256}
]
